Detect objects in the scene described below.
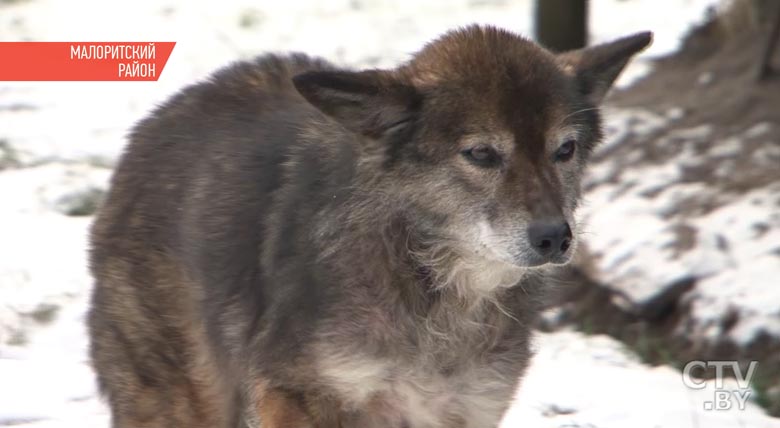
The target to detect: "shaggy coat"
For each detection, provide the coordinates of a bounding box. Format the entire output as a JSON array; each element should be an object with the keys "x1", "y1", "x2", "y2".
[{"x1": 88, "y1": 26, "x2": 650, "y2": 428}]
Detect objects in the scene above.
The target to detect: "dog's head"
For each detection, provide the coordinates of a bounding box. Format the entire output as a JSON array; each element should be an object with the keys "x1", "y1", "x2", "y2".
[{"x1": 294, "y1": 26, "x2": 650, "y2": 273}]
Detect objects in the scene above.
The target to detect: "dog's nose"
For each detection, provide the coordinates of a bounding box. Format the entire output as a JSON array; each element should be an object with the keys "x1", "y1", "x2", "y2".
[{"x1": 527, "y1": 220, "x2": 572, "y2": 258}]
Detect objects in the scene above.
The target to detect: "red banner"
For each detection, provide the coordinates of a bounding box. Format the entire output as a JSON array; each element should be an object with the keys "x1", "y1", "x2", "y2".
[{"x1": 0, "y1": 42, "x2": 175, "y2": 81}]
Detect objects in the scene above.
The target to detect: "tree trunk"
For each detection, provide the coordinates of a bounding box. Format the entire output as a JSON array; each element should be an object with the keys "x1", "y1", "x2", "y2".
[
  {"x1": 757, "y1": 1, "x2": 780, "y2": 80},
  {"x1": 534, "y1": 0, "x2": 588, "y2": 52}
]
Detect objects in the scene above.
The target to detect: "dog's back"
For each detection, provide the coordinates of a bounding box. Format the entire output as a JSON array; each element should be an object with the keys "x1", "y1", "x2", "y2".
[
  {"x1": 89, "y1": 26, "x2": 650, "y2": 428},
  {"x1": 89, "y1": 54, "x2": 340, "y2": 427}
]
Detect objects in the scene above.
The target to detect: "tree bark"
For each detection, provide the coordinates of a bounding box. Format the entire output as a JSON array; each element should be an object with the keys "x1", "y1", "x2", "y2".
[
  {"x1": 757, "y1": 2, "x2": 780, "y2": 81},
  {"x1": 535, "y1": 0, "x2": 588, "y2": 52}
]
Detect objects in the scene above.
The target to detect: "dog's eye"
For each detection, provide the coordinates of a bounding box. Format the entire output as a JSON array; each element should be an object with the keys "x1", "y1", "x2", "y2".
[
  {"x1": 462, "y1": 145, "x2": 501, "y2": 167},
  {"x1": 554, "y1": 139, "x2": 576, "y2": 162}
]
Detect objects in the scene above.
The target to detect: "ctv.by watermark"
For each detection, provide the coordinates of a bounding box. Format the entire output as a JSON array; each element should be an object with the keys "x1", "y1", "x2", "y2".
[{"x1": 682, "y1": 360, "x2": 758, "y2": 411}]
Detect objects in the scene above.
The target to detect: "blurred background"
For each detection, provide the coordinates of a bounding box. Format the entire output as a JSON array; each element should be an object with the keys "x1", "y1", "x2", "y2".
[{"x1": 0, "y1": 0, "x2": 778, "y2": 427}]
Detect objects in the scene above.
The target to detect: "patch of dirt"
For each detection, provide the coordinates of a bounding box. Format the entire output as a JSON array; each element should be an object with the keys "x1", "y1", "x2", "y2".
[{"x1": 609, "y1": 15, "x2": 780, "y2": 196}]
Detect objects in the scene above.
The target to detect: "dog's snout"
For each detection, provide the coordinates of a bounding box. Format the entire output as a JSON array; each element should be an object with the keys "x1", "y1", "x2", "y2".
[{"x1": 527, "y1": 220, "x2": 572, "y2": 258}]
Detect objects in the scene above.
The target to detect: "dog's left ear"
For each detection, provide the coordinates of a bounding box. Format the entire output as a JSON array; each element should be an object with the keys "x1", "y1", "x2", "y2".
[
  {"x1": 292, "y1": 70, "x2": 421, "y2": 138},
  {"x1": 558, "y1": 32, "x2": 652, "y2": 104}
]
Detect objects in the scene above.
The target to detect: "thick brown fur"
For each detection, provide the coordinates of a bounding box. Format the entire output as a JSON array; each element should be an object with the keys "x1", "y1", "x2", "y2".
[{"x1": 88, "y1": 26, "x2": 650, "y2": 428}]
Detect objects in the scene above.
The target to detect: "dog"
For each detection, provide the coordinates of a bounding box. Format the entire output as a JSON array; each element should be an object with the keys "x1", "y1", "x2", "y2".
[{"x1": 88, "y1": 25, "x2": 651, "y2": 427}]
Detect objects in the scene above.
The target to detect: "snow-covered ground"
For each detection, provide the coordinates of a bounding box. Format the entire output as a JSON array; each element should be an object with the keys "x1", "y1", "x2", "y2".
[
  {"x1": 581, "y1": 107, "x2": 780, "y2": 349},
  {"x1": 3, "y1": 0, "x2": 779, "y2": 427},
  {"x1": 505, "y1": 331, "x2": 776, "y2": 428}
]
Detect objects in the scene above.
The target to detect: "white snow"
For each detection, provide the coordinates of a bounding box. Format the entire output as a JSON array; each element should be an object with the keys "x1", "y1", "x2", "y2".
[
  {"x1": 581, "y1": 108, "x2": 780, "y2": 345},
  {"x1": 685, "y1": 186, "x2": 780, "y2": 344},
  {"x1": 598, "y1": 107, "x2": 671, "y2": 153},
  {"x1": 744, "y1": 122, "x2": 773, "y2": 139},
  {"x1": 504, "y1": 331, "x2": 778, "y2": 428}
]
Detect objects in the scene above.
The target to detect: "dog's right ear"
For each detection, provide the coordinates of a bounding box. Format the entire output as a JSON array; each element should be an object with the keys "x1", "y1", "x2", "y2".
[
  {"x1": 557, "y1": 32, "x2": 652, "y2": 104},
  {"x1": 293, "y1": 70, "x2": 421, "y2": 138}
]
